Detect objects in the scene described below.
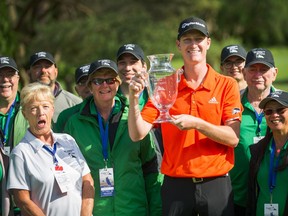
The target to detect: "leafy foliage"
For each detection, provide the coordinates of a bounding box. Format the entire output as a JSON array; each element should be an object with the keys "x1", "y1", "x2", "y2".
[{"x1": 1, "y1": 0, "x2": 288, "y2": 92}]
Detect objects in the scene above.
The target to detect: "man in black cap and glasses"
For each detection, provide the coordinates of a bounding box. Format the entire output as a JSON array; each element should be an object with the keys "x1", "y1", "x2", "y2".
[
  {"x1": 54, "y1": 63, "x2": 92, "y2": 133},
  {"x1": 220, "y1": 44, "x2": 247, "y2": 92},
  {"x1": 230, "y1": 48, "x2": 278, "y2": 216},
  {"x1": 0, "y1": 56, "x2": 28, "y2": 216},
  {"x1": 74, "y1": 64, "x2": 91, "y2": 100}
]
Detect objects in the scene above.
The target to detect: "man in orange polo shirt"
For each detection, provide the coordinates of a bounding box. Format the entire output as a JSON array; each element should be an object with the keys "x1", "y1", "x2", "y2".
[{"x1": 128, "y1": 16, "x2": 242, "y2": 216}]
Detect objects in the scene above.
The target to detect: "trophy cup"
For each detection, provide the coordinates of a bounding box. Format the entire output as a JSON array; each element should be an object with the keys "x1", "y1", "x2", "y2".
[{"x1": 147, "y1": 53, "x2": 180, "y2": 123}]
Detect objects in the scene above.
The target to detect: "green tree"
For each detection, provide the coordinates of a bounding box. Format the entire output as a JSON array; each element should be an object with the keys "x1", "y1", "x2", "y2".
[{"x1": 216, "y1": 0, "x2": 288, "y2": 46}]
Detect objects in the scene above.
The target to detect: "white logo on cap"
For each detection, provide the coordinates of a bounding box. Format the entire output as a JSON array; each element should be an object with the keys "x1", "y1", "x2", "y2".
[
  {"x1": 0, "y1": 57, "x2": 9, "y2": 64},
  {"x1": 100, "y1": 60, "x2": 111, "y2": 66},
  {"x1": 271, "y1": 92, "x2": 281, "y2": 98},
  {"x1": 227, "y1": 45, "x2": 239, "y2": 53},
  {"x1": 253, "y1": 50, "x2": 265, "y2": 59},
  {"x1": 124, "y1": 44, "x2": 135, "y2": 51},
  {"x1": 80, "y1": 65, "x2": 90, "y2": 73},
  {"x1": 182, "y1": 22, "x2": 205, "y2": 29},
  {"x1": 36, "y1": 52, "x2": 47, "y2": 58}
]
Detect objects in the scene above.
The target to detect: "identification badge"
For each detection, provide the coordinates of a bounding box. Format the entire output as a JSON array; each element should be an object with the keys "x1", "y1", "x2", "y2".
[
  {"x1": 99, "y1": 168, "x2": 114, "y2": 197},
  {"x1": 4, "y1": 146, "x2": 10, "y2": 156},
  {"x1": 52, "y1": 165, "x2": 73, "y2": 193},
  {"x1": 264, "y1": 203, "x2": 278, "y2": 216},
  {"x1": 253, "y1": 136, "x2": 264, "y2": 144}
]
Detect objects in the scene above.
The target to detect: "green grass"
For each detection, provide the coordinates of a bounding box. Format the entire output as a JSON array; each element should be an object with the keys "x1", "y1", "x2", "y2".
[
  {"x1": 171, "y1": 46, "x2": 288, "y2": 91},
  {"x1": 269, "y1": 47, "x2": 288, "y2": 91}
]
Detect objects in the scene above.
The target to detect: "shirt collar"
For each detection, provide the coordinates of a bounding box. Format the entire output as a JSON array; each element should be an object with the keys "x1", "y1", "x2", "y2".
[
  {"x1": 25, "y1": 129, "x2": 60, "y2": 152},
  {"x1": 178, "y1": 64, "x2": 214, "y2": 91}
]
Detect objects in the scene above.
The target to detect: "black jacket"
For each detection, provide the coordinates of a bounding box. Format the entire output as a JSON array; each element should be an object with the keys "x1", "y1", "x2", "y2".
[{"x1": 246, "y1": 132, "x2": 288, "y2": 216}]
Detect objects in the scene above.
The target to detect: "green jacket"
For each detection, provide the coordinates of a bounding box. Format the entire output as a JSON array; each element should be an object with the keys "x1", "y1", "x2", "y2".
[
  {"x1": 54, "y1": 89, "x2": 148, "y2": 133},
  {"x1": 64, "y1": 95, "x2": 162, "y2": 216},
  {"x1": 0, "y1": 92, "x2": 29, "y2": 148},
  {"x1": 230, "y1": 86, "x2": 277, "y2": 207},
  {"x1": 0, "y1": 92, "x2": 29, "y2": 216},
  {"x1": 52, "y1": 103, "x2": 82, "y2": 133}
]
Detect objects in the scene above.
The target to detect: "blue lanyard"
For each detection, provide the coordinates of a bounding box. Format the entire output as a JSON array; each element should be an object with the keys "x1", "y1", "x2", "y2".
[
  {"x1": 2, "y1": 99, "x2": 16, "y2": 145},
  {"x1": 97, "y1": 106, "x2": 115, "y2": 163},
  {"x1": 43, "y1": 143, "x2": 58, "y2": 165},
  {"x1": 268, "y1": 139, "x2": 281, "y2": 194},
  {"x1": 139, "y1": 90, "x2": 143, "y2": 98},
  {"x1": 254, "y1": 109, "x2": 264, "y2": 136}
]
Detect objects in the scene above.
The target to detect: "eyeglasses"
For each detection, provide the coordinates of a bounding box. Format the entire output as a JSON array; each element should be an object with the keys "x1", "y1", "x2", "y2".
[
  {"x1": 223, "y1": 60, "x2": 244, "y2": 69},
  {"x1": 0, "y1": 71, "x2": 18, "y2": 78},
  {"x1": 263, "y1": 107, "x2": 288, "y2": 116},
  {"x1": 77, "y1": 81, "x2": 87, "y2": 86},
  {"x1": 91, "y1": 78, "x2": 117, "y2": 85},
  {"x1": 77, "y1": 78, "x2": 88, "y2": 86}
]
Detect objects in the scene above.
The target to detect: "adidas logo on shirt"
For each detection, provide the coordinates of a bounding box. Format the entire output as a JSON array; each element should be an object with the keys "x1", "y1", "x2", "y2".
[{"x1": 208, "y1": 97, "x2": 218, "y2": 104}]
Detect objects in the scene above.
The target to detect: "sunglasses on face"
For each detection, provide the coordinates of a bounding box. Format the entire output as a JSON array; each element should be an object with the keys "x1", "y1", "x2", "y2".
[
  {"x1": 91, "y1": 78, "x2": 117, "y2": 86},
  {"x1": 263, "y1": 107, "x2": 288, "y2": 116}
]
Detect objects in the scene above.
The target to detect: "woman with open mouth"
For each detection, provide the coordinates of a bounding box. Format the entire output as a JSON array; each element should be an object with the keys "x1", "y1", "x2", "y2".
[{"x1": 7, "y1": 82, "x2": 94, "y2": 216}]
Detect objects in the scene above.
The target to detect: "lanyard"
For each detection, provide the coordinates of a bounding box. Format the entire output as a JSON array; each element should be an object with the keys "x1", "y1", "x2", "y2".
[
  {"x1": 43, "y1": 143, "x2": 58, "y2": 165},
  {"x1": 97, "y1": 106, "x2": 115, "y2": 166},
  {"x1": 2, "y1": 99, "x2": 16, "y2": 146},
  {"x1": 254, "y1": 109, "x2": 264, "y2": 136},
  {"x1": 268, "y1": 139, "x2": 281, "y2": 196}
]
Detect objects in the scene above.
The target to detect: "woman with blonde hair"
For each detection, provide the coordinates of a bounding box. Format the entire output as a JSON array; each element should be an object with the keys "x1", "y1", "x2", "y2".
[{"x1": 7, "y1": 82, "x2": 94, "y2": 216}]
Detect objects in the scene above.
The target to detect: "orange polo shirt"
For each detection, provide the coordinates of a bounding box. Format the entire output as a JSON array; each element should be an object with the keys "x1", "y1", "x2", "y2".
[{"x1": 142, "y1": 64, "x2": 242, "y2": 177}]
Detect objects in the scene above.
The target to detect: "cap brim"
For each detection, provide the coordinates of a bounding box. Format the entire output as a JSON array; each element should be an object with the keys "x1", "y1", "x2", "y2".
[
  {"x1": 0, "y1": 65, "x2": 19, "y2": 72},
  {"x1": 89, "y1": 66, "x2": 118, "y2": 76},
  {"x1": 221, "y1": 54, "x2": 246, "y2": 64},
  {"x1": 245, "y1": 61, "x2": 274, "y2": 68},
  {"x1": 178, "y1": 28, "x2": 208, "y2": 39},
  {"x1": 259, "y1": 98, "x2": 288, "y2": 109},
  {"x1": 31, "y1": 58, "x2": 55, "y2": 66},
  {"x1": 117, "y1": 51, "x2": 142, "y2": 61},
  {"x1": 76, "y1": 74, "x2": 88, "y2": 83}
]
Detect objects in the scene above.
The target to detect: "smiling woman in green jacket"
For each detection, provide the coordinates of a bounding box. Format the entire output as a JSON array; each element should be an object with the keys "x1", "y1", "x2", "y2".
[{"x1": 64, "y1": 59, "x2": 162, "y2": 216}]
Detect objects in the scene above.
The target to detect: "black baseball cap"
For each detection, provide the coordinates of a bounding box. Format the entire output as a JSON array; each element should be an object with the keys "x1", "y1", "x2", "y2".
[
  {"x1": 221, "y1": 45, "x2": 247, "y2": 64},
  {"x1": 117, "y1": 44, "x2": 145, "y2": 61},
  {"x1": 29, "y1": 51, "x2": 55, "y2": 67},
  {"x1": 177, "y1": 17, "x2": 209, "y2": 40},
  {"x1": 259, "y1": 91, "x2": 288, "y2": 109},
  {"x1": 75, "y1": 64, "x2": 90, "y2": 83},
  {"x1": 244, "y1": 48, "x2": 275, "y2": 68},
  {"x1": 0, "y1": 56, "x2": 19, "y2": 72},
  {"x1": 88, "y1": 59, "x2": 118, "y2": 76}
]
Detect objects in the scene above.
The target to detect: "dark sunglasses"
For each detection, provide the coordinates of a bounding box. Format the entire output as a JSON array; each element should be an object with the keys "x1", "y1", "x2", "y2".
[
  {"x1": 263, "y1": 107, "x2": 288, "y2": 116},
  {"x1": 91, "y1": 78, "x2": 117, "y2": 85}
]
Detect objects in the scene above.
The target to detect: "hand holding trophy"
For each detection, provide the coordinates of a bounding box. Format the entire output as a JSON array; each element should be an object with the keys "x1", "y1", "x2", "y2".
[{"x1": 147, "y1": 54, "x2": 182, "y2": 123}]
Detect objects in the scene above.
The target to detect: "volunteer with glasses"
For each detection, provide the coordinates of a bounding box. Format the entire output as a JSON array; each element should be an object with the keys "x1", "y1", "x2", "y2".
[
  {"x1": 229, "y1": 48, "x2": 278, "y2": 216},
  {"x1": 54, "y1": 64, "x2": 92, "y2": 133},
  {"x1": 74, "y1": 64, "x2": 92, "y2": 100},
  {"x1": 0, "y1": 56, "x2": 28, "y2": 216},
  {"x1": 220, "y1": 44, "x2": 247, "y2": 92},
  {"x1": 246, "y1": 91, "x2": 288, "y2": 216},
  {"x1": 63, "y1": 59, "x2": 162, "y2": 215}
]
